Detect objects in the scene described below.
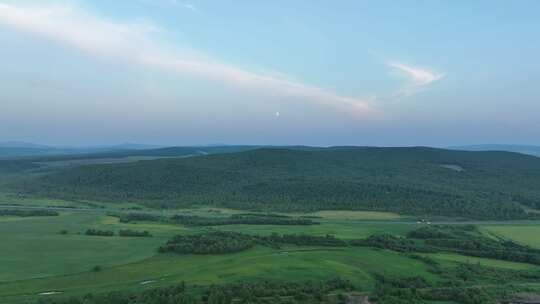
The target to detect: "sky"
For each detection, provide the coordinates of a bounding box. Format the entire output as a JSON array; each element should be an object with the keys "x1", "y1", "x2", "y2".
[{"x1": 0, "y1": 0, "x2": 539, "y2": 147}]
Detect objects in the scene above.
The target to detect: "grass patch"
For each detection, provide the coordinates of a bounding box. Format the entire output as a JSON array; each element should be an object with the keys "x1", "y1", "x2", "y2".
[
  {"x1": 0, "y1": 213, "x2": 177, "y2": 282},
  {"x1": 0, "y1": 246, "x2": 439, "y2": 303},
  {"x1": 482, "y1": 224, "x2": 540, "y2": 249},
  {"x1": 213, "y1": 222, "x2": 414, "y2": 239}
]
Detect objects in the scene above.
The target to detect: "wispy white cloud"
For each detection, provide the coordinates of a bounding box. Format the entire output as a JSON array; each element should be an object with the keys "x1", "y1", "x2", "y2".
[
  {"x1": 387, "y1": 62, "x2": 444, "y2": 97},
  {"x1": 181, "y1": 3, "x2": 197, "y2": 11},
  {"x1": 0, "y1": 2, "x2": 373, "y2": 116},
  {"x1": 156, "y1": 0, "x2": 198, "y2": 11}
]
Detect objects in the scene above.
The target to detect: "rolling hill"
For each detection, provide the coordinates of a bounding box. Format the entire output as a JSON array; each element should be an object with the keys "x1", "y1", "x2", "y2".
[
  {"x1": 28, "y1": 145, "x2": 261, "y2": 162},
  {"x1": 0, "y1": 142, "x2": 162, "y2": 159},
  {"x1": 15, "y1": 147, "x2": 540, "y2": 219}
]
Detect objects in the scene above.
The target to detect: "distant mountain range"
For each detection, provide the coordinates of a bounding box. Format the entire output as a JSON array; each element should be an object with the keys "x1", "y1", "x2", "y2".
[
  {"x1": 450, "y1": 144, "x2": 540, "y2": 157},
  {"x1": 3, "y1": 141, "x2": 540, "y2": 159},
  {"x1": 0, "y1": 141, "x2": 51, "y2": 149}
]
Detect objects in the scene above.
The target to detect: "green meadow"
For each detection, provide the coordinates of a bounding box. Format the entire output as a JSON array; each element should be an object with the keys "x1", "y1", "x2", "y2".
[
  {"x1": 0, "y1": 209, "x2": 425, "y2": 303},
  {"x1": 2, "y1": 206, "x2": 540, "y2": 303},
  {"x1": 483, "y1": 224, "x2": 540, "y2": 248}
]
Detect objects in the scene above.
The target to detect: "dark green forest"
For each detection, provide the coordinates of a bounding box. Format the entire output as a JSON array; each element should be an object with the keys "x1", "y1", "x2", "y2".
[
  {"x1": 35, "y1": 279, "x2": 354, "y2": 304},
  {"x1": 13, "y1": 147, "x2": 540, "y2": 219}
]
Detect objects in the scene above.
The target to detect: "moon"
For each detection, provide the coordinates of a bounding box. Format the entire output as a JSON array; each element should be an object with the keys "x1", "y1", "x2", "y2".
[{"x1": 275, "y1": 111, "x2": 280, "y2": 117}]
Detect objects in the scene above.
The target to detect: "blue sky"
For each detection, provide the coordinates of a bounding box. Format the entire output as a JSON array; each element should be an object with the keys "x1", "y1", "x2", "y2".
[{"x1": 0, "y1": 0, "x2": 539, "y2": 146}]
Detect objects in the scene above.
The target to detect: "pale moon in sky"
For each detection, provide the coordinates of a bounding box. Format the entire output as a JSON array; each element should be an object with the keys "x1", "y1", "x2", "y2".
[{"x1": 275, "y1": 111, "x2": 280, "y2": 117}]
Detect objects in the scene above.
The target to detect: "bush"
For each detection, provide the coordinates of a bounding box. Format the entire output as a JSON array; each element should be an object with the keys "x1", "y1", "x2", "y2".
[
  {"x1": 118, "y1": 229, "x2": 152, "y2": 237},
  {"x1": 85, "y1": 229, "x2": 114, "y2": 237}
]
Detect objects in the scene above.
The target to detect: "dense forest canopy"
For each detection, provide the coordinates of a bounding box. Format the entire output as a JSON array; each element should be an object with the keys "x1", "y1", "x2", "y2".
[{"x1": 15, "y1": 147, "x2": 540, "y2": 219}]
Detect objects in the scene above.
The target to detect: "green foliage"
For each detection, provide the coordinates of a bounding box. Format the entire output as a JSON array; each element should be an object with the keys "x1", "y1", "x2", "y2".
[
  {"x1": 160, "y1": 231, "x2": 352, "y2": 255},
  {"x1": 0, "y1": 209, "x2": 59, "y2": 217},
  {"x1": 260, "y1": 233, "x2": 348, "y2": 247},
  {"x1": 350, "y1": 233, "x2": 421, "y2": 252},
  {"x1": 113, "y1": 212, "x2": 163, "y2": 223},
  {"x1": 371, "y1": 268, "x2": 529, "y2": 304},
  {"x1": 34, "y1": 279, "x2": 353, "y2": 304},
  {"x1": 170, "y1": 214, "x2": 317, "y2": 226},
  {"x1": 160, "y1": 231, "x2": 256, "y2": 254},
  {"x1": 407, "y1": 225, "x2": 540, "y2": 265},
  {"x1": 109, "y1": 212, "x2": 317, "y2": 226},
  {"x1": 118, "y1": 229, "x2": 152, "y2": 237},
  {"x1": 19, "y1": 147, "x2": 540, "y2": 219},
  {"x1": 85, "y1": 229, "x2": 114, "y2": 236}
]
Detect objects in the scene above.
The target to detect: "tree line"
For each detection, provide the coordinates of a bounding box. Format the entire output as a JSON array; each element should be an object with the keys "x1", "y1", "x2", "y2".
[
  {"x1": 85, "y1": 229, "x2": 152, "y2": 237},
  {"x1": 170, "y1": 214, "x2": 316, "y2": 226},
  {"x1": 35, "y1": 278, "x2": 354, "y2": 304},
  {"x1": 159, "y1": 231, "x2": 354, "y2": 255},
  {"x1": 0, "y1": 209, "x2": 59, "y2": 217},
  {"x1": 408, "y1": 226, "x2": 540, "y2": 265},
  {"x1": 109, "y1": 212, "x2": 317, "y2": 226},
  {"x1": 159, "y1": 226, "x2": 540, "y2": 268}
]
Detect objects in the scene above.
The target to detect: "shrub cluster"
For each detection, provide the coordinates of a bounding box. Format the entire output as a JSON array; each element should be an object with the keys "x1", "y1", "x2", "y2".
[{"x1": 0, "y1": 209, "x2": 59, "y2": 217}]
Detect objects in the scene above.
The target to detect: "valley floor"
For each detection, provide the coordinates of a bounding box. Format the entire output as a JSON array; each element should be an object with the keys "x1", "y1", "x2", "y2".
[{"x1": 2, "y1": 199, "x2": 540, "y2": 303}]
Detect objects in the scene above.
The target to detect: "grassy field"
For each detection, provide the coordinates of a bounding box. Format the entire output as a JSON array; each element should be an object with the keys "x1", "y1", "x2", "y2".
[
  {"x1": 0, "y1": 209, "x2": 426, "y2": 303},
  {"x1": 0, "y1": 211, "x2": 414, "y2": 282},
  {"x1": 0, "y1": 212, "x2": 181, "y2": 282},
  {"x1": 214, "y1": 222, "x2": 414, "y2": 239},
  {"x1": 0, "y1": 245, "x2": 440, "y2": 303},
  {"x1": 2, "y1": 205, "x2": 540, "y2": 303},
  {"x1": 482, "y1": 224, "x2": 540, "y2": 248}
]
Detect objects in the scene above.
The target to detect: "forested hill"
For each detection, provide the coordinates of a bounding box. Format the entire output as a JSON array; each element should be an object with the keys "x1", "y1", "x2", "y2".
[
  {"x1": 23, "y1": 145, "x2": 261, "y2": 162},
  {"x1": 451, "y1": 144, "x2": 540, "y2": 157},
  {"x1": 18, "y1": 147, "x2": 540, "y2": 219}
]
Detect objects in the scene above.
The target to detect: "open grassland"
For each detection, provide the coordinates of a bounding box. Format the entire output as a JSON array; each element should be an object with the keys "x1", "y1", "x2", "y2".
[
  {"x1": 0, "y1": 213, "x2": 183, "y2": 282},
  {"x1": 482, "y1": 224, "x2": 540, "y2": 248},
  {"x1": 0, "y1": 210, "x2": 428, "y2": 303},
  {"x1": 0, "y1": 246, "x2": 439, "y2": 304},
  {"x1": 214, "y1": 222, "x2": 414, "y2": 239},
  {"x1": 0, "y1": 211, "x2": 414, "y2": 283},
  {"x1": 2, "y1": 207, "x2": 540, "y2": 303}
]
